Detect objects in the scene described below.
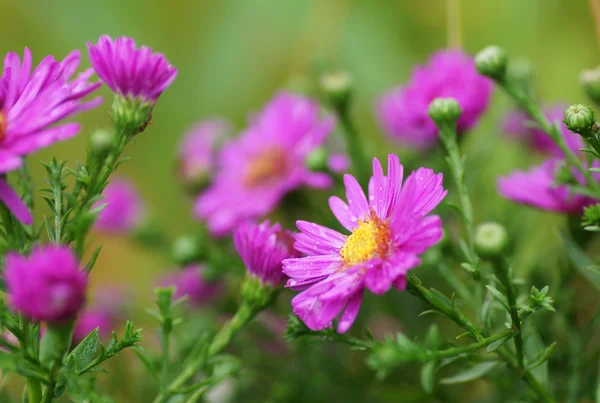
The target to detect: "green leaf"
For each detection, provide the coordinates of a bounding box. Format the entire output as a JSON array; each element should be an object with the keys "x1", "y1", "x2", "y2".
[
  {"x1": 420, "y1": 361, "x2": 436, "y2": 394},
  {"x1": 133, "y1": 350, "x2": 160, "y2": 384},
  {"x1": 440, "y1": 361, "x2": 501, "y2": 384},
  {"x1": 84, "y1": 246, "x2": 103, "y2": 273},
  {"x1": 485, "y1": 285, "x2": 510, "y2": 311},
  {"x1": 560, "y1": 231, "x2": 600, "y2": 291},
  {"x1": 0, "y1": 351, "x2": 17, "y2": 372},
  {"x1": 486, "y1": 334, "x2": 512, "y2": 353},
  {"x1": 526, "y1": 342, "x2": 557, "y2": 371},
  {"x1": 67, "y1": 329, "x2": 99, "y2": 371}
]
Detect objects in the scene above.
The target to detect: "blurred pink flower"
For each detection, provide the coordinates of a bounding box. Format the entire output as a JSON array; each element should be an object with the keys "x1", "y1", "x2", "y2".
[
  {"x1": 93, "y1": 178, "x2": 145, "y2": 234},
  {"x1": 158, "y1": 265, "x2": 222, "y2": 306}
]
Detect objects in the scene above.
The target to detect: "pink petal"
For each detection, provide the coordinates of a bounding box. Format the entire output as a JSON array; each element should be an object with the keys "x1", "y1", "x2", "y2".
[
  {"x1": 0, "y1": 179, "x2": 32, "y2": 225},
  {"x1": 337, "y1": 291, "x2": 363, "y2": 333}
]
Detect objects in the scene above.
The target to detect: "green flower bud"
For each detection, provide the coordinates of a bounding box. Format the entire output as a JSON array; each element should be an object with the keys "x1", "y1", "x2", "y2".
[
  {"x1": 240, "y1": 274, "x2": 279, "y2": 310},
  {"x1": 320, "y1": 71, "x2": 353, "y2": 111},
  {"x1": 581, "y1": 67, "x2": 600, "y2": 106},
  {"x1": 171, "y1": 235, "x2": 203, "y2": 266},
  {"x1": 89, "y1": 129, "x2": 116, "y2": 159},
  {"x1": 475, "y1": 46, "x2": 508, "y2": 80},
  {"x1": 110, "y1": 94, "x2": 154, "y2": 137},
  {"x1": 474, "y1": 222, "x2": 509, "y2": 259},
  {"x1": 563, "y1": 104, "x2": 595, "y2": 135},
  {"x1": 428, "y1": 98, "x2": 462, "y2": 126},
  {"x1": 305, "y1": 147, "x2": 328, "y2": 172}
]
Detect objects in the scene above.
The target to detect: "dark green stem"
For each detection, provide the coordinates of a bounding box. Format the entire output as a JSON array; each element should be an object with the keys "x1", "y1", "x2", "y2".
[{"x1": 421, "y1": 328, "x2": 516, "y2": 361}]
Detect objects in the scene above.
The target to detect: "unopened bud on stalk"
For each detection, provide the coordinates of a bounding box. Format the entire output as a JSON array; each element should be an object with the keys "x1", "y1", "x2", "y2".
[
  {"x1": 90, "y1": 129, "x2": 116, "y2": 159},
  {"x1": 563, "y1": 104, "x2": 595, "y2": 135},
  {"x1": 475, "y1": 46, "x2": 508, "y2": 80},
  {"x1": 320, "y1": 71, "x2": 353, "y2": 111},
  {"x1": 306, "y1": 147, "x2": 329, "y2": 172},
  {"x1": 428, "y1": 98, "x2": 462, "y2": 126},
  {"x1": 110, "y1": 95, "x2": 154, "y2": 137},
  {"x1": 171, "y1": 235, "x2": 203, "y2": 266},
  {"x1": 581, "y1": 67, "x2": 600, "y2": 106},
  {"x1": 474, "y1": 222, "x2": 509, "y2": 259}
]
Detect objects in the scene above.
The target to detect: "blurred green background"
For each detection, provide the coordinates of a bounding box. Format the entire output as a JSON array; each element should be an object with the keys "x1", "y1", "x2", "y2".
[{"x1": 0, "y1": 0, "x2": 598, "y2": 400}]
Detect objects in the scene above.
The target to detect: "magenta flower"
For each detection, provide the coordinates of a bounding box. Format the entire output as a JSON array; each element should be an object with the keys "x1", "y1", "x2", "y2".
[
  {"x1": 5, "y1": 246, "x2": 87, "y2": 323},
  {"x1": 327, "y1": 153, "x2": 350, "y2": 174},
  {"x1": 498, "y1": 159, "x2": 596, "y2": 213},
  {"x1": 283, "y1": 155, "x2": 447, "y2": 333},
  {"x1": 195, "y1": 92, "x2": 336, "y2": 236},
  {"x1": 93, "y1": 178, "x2": 144, "y2": 233},
  {"x1": 159, "y1": 265, "x2": 222, "y2": 305},
  {"x1": 87, "y1": 35, "x2": 177, "y2": 103},
  {"x1": 377, "y1": 50, "x2": 493, "y2": 149},
  {"x1": 72, "y1": 310, "x2": 113, "y2": 344},
  {"x1": 177, "y1": 119, "x2": 231, "y2": 188},
  {"x1": 234, "y1": 220, "x2": 300, "y2": 286},
  {"x1": 503, "y1": 104, "x2": 583, "y2": 156},
  {"x1": 0, "y1": 48, "x2": 102, "y2": 224}
]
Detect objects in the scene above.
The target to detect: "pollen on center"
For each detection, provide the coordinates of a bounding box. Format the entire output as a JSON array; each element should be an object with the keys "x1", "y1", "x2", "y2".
[
  {"x1": 340, "y1": 208, "x2": 391, "y2": 266},
  {"x1": 244, "y1": 147, "x2": 288, "y2": 187}
]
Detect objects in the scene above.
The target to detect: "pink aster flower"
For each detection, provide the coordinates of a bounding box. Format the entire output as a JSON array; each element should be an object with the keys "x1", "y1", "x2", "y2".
[
  {"x1": 0, "y1": 48, "x2": 102, "y2": 224},
  {"x1": 195, "y1": 92, "x2": 336, "y2": 236},
  {"x1": 93, "y1": 177, "x2": 145, "y2": 233},
  {"x1": 87, "y1": 35, "x2": 177, "y2": 103},
  {"x1": 177, "y1": 119, "x2": 231, "y2": 188},
  {"x1": 159, "y1": 265, "x2": 222, "y2": 306},
  {"x1": 498, "y1": 159, "x2": 596, "y2": 214},
  {"x1": 283, "y1": 154, "x2": 447, "y2": 333},
  {"x1": 72, "y1": 310, "x2": 113, "y2": 344},
  {"x1": 502, "y1": 104, "x2": 583, "y2": 156},
  {"x1": 5, "y1": 245, "x2": 87, "y2": 323},
  {"x1": 327, "y1": 153, "x2": 350, "y2": 174},
  {"x1": 377, "y1": 49, "x2": 493, "y2": 149},
  {"x1": 233, "y1": 220, "x2": 300, "y2": 286}
]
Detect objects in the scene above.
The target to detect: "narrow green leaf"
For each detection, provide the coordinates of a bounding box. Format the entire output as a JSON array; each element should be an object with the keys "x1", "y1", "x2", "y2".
[
  {"x1": 560, "y1": 231, "x2": 600, "y2": 291},
  {"x1": 526, "y1": 342, "x2": 557, "y2": 371},
  {"x1": 440, "y1": 361, "x2": 501, "y2": 384},
  {"x1": 133, "y1": 350, "x2": 160, "y2": 383},
  {"x1": 486, "y1": 335, "x2": 512, "y2": 353},
  {"x1": 420, "y1": 361, "x2": 436, "y2": 394},
  {"x1": 485, "y1": 285, "x2": 510, "y2": 311}
]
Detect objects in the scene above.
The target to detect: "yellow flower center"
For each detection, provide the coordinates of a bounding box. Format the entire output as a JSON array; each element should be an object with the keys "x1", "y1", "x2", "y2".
[
  {"x1": 340, "y1": 208, "x2": 391, "y2": 266},
  {"x1": 244, "y1": 147, "x2": 288, "y2": 187}
]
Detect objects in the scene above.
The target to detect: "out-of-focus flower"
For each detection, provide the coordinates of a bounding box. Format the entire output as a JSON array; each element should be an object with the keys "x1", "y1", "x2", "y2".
[
  {"x1": 177, "y1": 119, "x2": 231, "y2": 190},
  {"x1": 283, "y1": 155, "x2": 447, "y2": 333},
  {"x1": 158, "y1": 265, "x2": 222, "y2": 306},
  {"x1": 72, "y1": 310, "x2": 112, "y2": 344},
  {"x1": 195, "y1": 92, "x2": 336, "y2": 236},
  {"x1": 87, "y1": 35, "x2": 177, "y2": 134},
  {"x1": 5, "y1": 246, "x2": 87, "y2": 323},
  {"x1": 93, "y1": 178, "x2": 145, "y2": 234},
  {"x1": 233, "y1": 220, "x2": 299, "y2": 286},
  {"x1": 502, "y1": 104, "x2": 583, "y2": 156},
  {"x1": 377, "y1": 50, "x2": 492, "y2": 149},
  {"x1": 327, "y1": 153, "x2": 350, "y2": 174},
  {"x1": 0, "y1": 48, "x2": 102, "y2": 224},
  {"x1": 498, "y1": 159, "x2": 596, "y2": 214}
]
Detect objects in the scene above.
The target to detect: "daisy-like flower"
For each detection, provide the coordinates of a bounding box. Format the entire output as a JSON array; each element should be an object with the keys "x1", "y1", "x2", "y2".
[
  {"x1": 195, "y1": 92, "x2": 336, "y2": 236},
  {"x1": 377, "y1": 50, "x2": 493, "y2": 149},
  {"x1": 502, "y1": 104, "x2": 583, "y2": 156},
  {"x1": 0, "y1": 48, "x2": 102, "y2": 224},
  {"x1": 233, "y1": 220, "x2": 299, "y2": 286},
  {"x1": 283, "y1": 154, "x2": 447, "y2": 333},
  {"x1": 87, "y1": 35, "x2": 177, "y2": 134},
  {"x1": 5, "y1": 245, "x2": 87, "y2": 323},
  {"x1": 498, "y1": 159, "x2": 596, "y2": 213},
  {"x1": 93, "y1": 177, "x2": 145, "y2": 234},
  {"x1": 177, "y1": 119, "x2": 231, "y2": 189}
]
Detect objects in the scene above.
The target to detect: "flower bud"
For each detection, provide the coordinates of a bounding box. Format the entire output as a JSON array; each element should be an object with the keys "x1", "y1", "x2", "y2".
[
  {"x1": 320, "y1": 71, "x2": 353, "y2": 111},
  {"x1": 171, "y1": 235, "x2": 203, "y2": 266},
  {"x1": 474, "y1": 222, "x2": 509, "y2": 259},
  {"x1": 90, "y1": 129, "x2": 116, "y2": 159},
  {"x1": 475, "y1": 46, "x2": 508, "y2": 80},
  {"x1": 305, "y1": 147, "x2": 329, "y2": 172},
  {"x1": 581, "y1": 67, "x2": 600, "y2": 106},
  {"x1": 110, "y1": 94, "x2": 154, "y2": 136},
  {"x1": 428, "y1": 98, "x2": 462, "y2": 126},
  {"x1": 563, "y1": 104, "x2": 595, "y2": 135}
]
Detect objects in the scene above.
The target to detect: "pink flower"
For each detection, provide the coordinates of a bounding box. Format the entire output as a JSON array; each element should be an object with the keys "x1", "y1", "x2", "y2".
[
  {"x1": 233, "y1": 220, "x2": 300, "y2": 286},
  {"x1": 5, "y1": 246, "x2": 87, "y2": 323},
  {"x1": 498, "y1": 159, "x2": 596, "y2": 213},
  {"x1": 502, "y1": 104, "x2": 583, "y2": 156},
  {"x1": 377, "y1": 50, "x2": 493, "y2": 149},
  {"x1": 0, "y1": 48, "x2": 102, "y2": 224},
  {"x1": 283, "y1": 155, "x2": 447, "y2": 333},
  {"x1": 159, "y1": 265, "x2": 222, "y2": 306},
  {"x1": 87, "y1": 35, "x2": 177, "y2": 103},
  {"x1": 195, "y1": 92, "x2": 336, "y2": 236},
  {"x1": 93, "y1": 178, "x2": 145, "y2": 233},
  {"x1": 72, "y1": 310, "x2": 113, "y2": 344},
  {"x1": 177, "y1": 119, "x2": 231, "y2": 188},
  {"x1": 327, "y1": 153, "x2": 350, "y2": 174}
]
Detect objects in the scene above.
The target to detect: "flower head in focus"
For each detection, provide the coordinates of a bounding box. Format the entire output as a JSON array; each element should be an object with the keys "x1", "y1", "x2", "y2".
[
  {"x1": 503, "y1": 104, "x2": 583, "y2": 156},
  {"x1": 158, "y1": 265, "x2": 222, "y2": 306},
  {"x1": 195, "y1": 92, "x2": 336, "y2": 236},
  {"x1": 93, "y1": 177, "x2": 145, "y2": 234},
  {"x1": 5, "y1": 246, "x2": 87, "y2": 323},
  {"x1": 0, "y1": 48, "x2": 102, "y2": 224},
  {"x1": 234, "y1": 220, "x2": 300, "y2": 286},
  {"x1": 177, "y1": 119, "x2": 231, "y2": 190},
  {"x1": 377, "y1": 50, "x2": 492, "y2": 149},
  {"x1": 283, "y1": 154, "x2": 447, "y2": 333}
]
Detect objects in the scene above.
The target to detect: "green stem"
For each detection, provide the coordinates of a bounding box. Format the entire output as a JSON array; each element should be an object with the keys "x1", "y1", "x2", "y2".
[
  {"x1": 162, "y1": 327, "x2": 171, "y2": 384},
  {"x1": 338, "y1": 104, "x2": 370, "y2": 186},
  {"x1": 27, "y1": 379, "x2": 42, "y2": 403},
  {"x1": 422, "y1": 328, "x2": 515, "y2": 361}
]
